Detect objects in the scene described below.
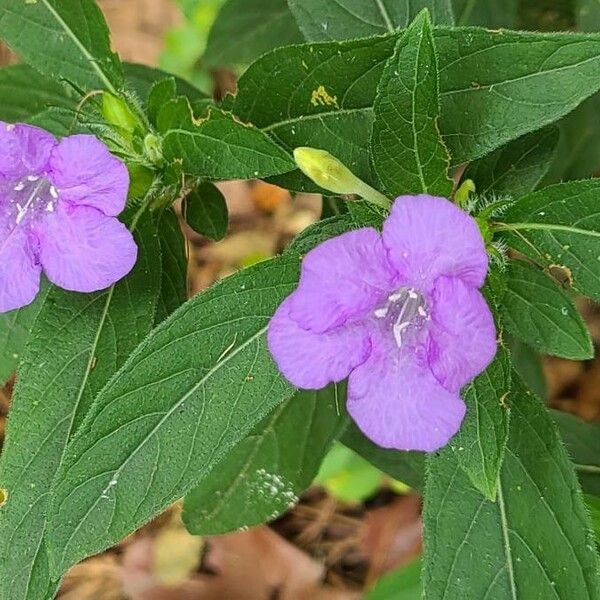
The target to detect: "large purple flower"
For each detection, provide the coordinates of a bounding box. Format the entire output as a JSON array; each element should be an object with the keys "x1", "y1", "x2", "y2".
[
  {"x1": 0, "y1": 122, "x2": 137, "y2": 312},
  {"x1": 268, "y1": 195, "x2": 497, "y2": 452}
]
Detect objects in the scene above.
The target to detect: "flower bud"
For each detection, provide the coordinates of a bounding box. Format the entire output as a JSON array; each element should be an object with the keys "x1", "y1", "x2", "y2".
[
  {"x1": 143, "y1": 133, "x2": 163, "y2": 166},
  {"x1": 294, "y1": 147, "x2": 366, "y2": 195},
  {"x1": 102, "y1": 93, "x2": 142, "y2": 136},
  {"x1": 293, "y1": 147, "x2": 390, "y2": 209}
]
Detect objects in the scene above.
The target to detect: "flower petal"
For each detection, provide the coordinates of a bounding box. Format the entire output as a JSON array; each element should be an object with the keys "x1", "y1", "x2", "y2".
[
  {"x1": 35, "y1": 202, "x2": 137, "y2": 292},
  {"x1": 0, "y1": 122, "x2": 56, "y2": 177},
  {"x1": 48, "y1": 135, "x2": 129, "y2": 216},
  {"x1": 347, "y1": 340, "x2": 466, "y2": 452},
  {"x1": 427, "y1": 276, "x2": 497, "y2": 393},
  {"x1": 268, "y1": 296, "x2": 371, "y2": 389},
  {"x1": 382, "y1": 195, "x2": 488, "y2": 291},
  {"x1": 0, "y1": 225, "x2": 41, "y2": 312},
  {"x1": 288, "y1": 228, "x2": 397, "y2": 333}
]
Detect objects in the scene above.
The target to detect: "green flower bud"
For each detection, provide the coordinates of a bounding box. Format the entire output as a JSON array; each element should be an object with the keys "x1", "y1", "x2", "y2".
[
  {"x1": 293, "y1": 147, "x2": 390, "y2": 209},
  {"x1": 294, "y1": 147, "x2": 366, "y2": 195},
  {"x1": 102, "y1": 93, "x2": 142, "y2": 136},
  {"x1": 143, "y1": 133, "x2": 163, "y2": 166}
]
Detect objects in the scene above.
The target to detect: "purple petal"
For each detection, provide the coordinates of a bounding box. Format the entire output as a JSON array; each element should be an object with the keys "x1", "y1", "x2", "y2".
[
  {"x1": 0, "y1": 223, "x2": 41, "y2": 312},
  {"x1": 427, "y1": 276, "x2": 497, "y2": 393},
  {"x1": 288, "y1": 228, "x2": 397, "y2": 333},
  {"x1": 35, "y1": 202, "x2": 137, "y2": 292},
  {"x1": 268, "y1": 296, "x2": 371, "y2": 389},
  {"x1": 382, "y1": 195, "x2": 488, "y2": 291},
  {"x1": 347, "y1": 339, "x2": 466, "y2": 452},
  {"x1": 48, "y1": 135, "x2": 129, "y2": 216},
  {"x1": 0, "y1": 122, "x2": 56, "y2": 177}
]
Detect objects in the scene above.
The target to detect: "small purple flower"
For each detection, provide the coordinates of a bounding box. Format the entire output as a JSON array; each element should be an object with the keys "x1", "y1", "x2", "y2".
[
  {"x1": 0, "y1": 122, "x2": 137, "y2": 313},
  {"x1": 268, "y1": 195, "x2": 497, "y2": 452}
]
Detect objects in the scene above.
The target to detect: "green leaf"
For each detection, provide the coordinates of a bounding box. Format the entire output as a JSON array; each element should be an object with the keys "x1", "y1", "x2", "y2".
[
  {"x1": 286, "y1": 213, "x2": 355, "y2": 255},
  {"x1": 365, "y1": 559, "x2": 422, "y2": 600},
  {"x1": 163, "y1": 107, "x2": 296, "y2": 180},
  {"x1": 123, "y1": 63, "x2": 206, "y2": 102},
  {"x1": 552, "y1": 410, "x2": 600, "y2": 498},
  {"x1": 453, "y1": 0, "x2": 518, "y2": 27},
  {"x1": 0, "y1": 0, "x2": 123, "y2": 92},
  {"x1": 341, "y1": 424, "x2": 425, "y2": 491},
  {"x1": 0, "y1": 283, "x2": 49, "y2": 386},
  {"x1": 147, "y1": 77, "x2": 177, "y2": 126},
  {"x1": 288, "y1": 0, "x2": 454, "y2": 41},
  {"x1": 464, "y1": 127, "x2": 559, "y2": 197},
  {"x1": 585, "y1": 495, "x2": 600, "y2": 541},
  {"x1": 372, "y1": 10, "x2": 452, "y2": 197},
  {"x1": 506, "y1": 336, "x2": 547, "y2": 400},
  {"x1": 183, "y1": 181, "x2": 229, "y2": 241},
  {"x1": 543, "y1": 94, "x2": 600, "y2": 184},
  {"x1": 450, "y1": 347, "x2": 511, "y2": 501},
  {"x1": 183, "y1": 384, "x2": 347, "y2": 534},
  {"x1": 423, "y1": 374, "x2": 600, "y2": 599},
  {"x1": 154, "y1": 208, "x2": 188, "y2": 325},
  {"x1": 436, "y1": 28, "x2": 600, "y2": 164},
  {"x1": 233, "y1": 34, "x2": 395, "y2": 192},
  {"x1": 46, "y1": 256, "x2": 300, "y2": 577},
  {"x1": 501, "y1": 180, "x2": 600, "y2": 303},
  {"x1": 204, "y1": 0, "x2": 303, "y2": 66},
  {"x1": 502, "y1": 261, "x2": 593, "y2": 360},
  {"x1": 233, "y1": 29, "x2": 600, "y2": 191},
  {"x1": 0, "y1": 65, "x2": 75, "y2": 123},
  {"x1": 0, "y1": 215, "x2": 161, "y2": 600}
]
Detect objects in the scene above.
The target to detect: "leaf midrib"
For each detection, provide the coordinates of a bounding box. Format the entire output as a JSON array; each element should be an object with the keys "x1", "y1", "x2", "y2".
[
  {"x1": 38, "y1": 0, "x2": 117, "y2": 92},
  {"x1": 54, "y1": 323, "x2": 271, "y2": 572}
]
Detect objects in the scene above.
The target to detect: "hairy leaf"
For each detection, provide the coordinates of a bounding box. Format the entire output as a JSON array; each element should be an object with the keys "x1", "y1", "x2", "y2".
[
  {"x1": 372, "y1": 11, "x2": 451, "y2": 197},
  {"x1": 502, "y1": 180, "x2": 600, "y2": 303},
  {"x1": 183, "y1": 384, "x2": 347, "y2": 534},
  {"x1": 154, "y1": 208, "x2": 188, "y2": 325},
  {"x1": 288, "y1": 0, "x2": 454, "y2": 41},
  {"x1": 183, "y1": 182, "x2": 229, "y2": 242},
  {"x1": 0, "y1": 0, "x2": 122, "y2": 92},
  {"x1": 423, "y1": 375, "x2": 600, "y2": 599},
  {"x1": 234, "y1": 29, "x2": 600, "y2": 191},
  {"x1": 46, "y1": 256, "x2": 299, "y2": 576},
  {"x1": 464, "y1": 127, "x2": 559, "y2": 197},
  {"x1": 0, "y1": 65, "x2": 74, "y2": 123},
  {"x1": 163, "y1": 107, "x2": 296, "y2": 180},
  {"x1": 450, "y1": 347, "x2": 511, "y2": 501},
  {"x1": 502, "y1": 261, "x2": 593, "y2": 360},
  {"x1": 0, "y1": 216, "x2": 161, "y2": 600},
  {"x1": 552, "y1": 410, "x2": 600, "y2": 498}
]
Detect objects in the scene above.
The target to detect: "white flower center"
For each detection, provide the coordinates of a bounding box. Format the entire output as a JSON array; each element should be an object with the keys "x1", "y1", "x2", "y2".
[
  {"x1": 374, "y1": 287, "x2": 429, "y2": 348},
  {"x1": 4, "y1": 175, "x2": 59, "y2": 227}
]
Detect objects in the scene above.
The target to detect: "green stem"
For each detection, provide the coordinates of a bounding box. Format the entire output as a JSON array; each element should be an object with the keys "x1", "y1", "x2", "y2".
[
  {"x1": 492, "y1": 222, "x2": 600, "y2": 239},
  {"x1": 356, "y1": 181, "x2": 391, "y2": 210},
  {"x1": 575, "y1": 464, "x2": 600, "y2": 475}
]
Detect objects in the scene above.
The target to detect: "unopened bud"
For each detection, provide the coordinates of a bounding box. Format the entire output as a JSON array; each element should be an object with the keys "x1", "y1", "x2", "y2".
[
  {"x1": 143, "y1": 134, "x2": 163, "y2": 166},
  {"x1": 102, "y1": 93, "x2": 142, "y2": 136},
  {"x1": 294, "y1": 147, "x2": 364, "y2": 195},
  {"x1": 293, "y1": 147, "x2": 390, "y2": 209}
]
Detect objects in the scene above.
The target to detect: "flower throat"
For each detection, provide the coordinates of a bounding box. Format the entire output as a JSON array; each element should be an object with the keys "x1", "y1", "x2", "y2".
[{"x1": 374, "y1": 287, "x2": 428, "y2": 348}]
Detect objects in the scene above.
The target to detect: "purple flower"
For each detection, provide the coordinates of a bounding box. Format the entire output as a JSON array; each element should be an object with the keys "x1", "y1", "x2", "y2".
[
  {"x1": 0, "y1": 122, "x2": 137, "y2": 312},
  {"x1": 268, "y1": 195, "x2": 497, "y2": 452}
]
